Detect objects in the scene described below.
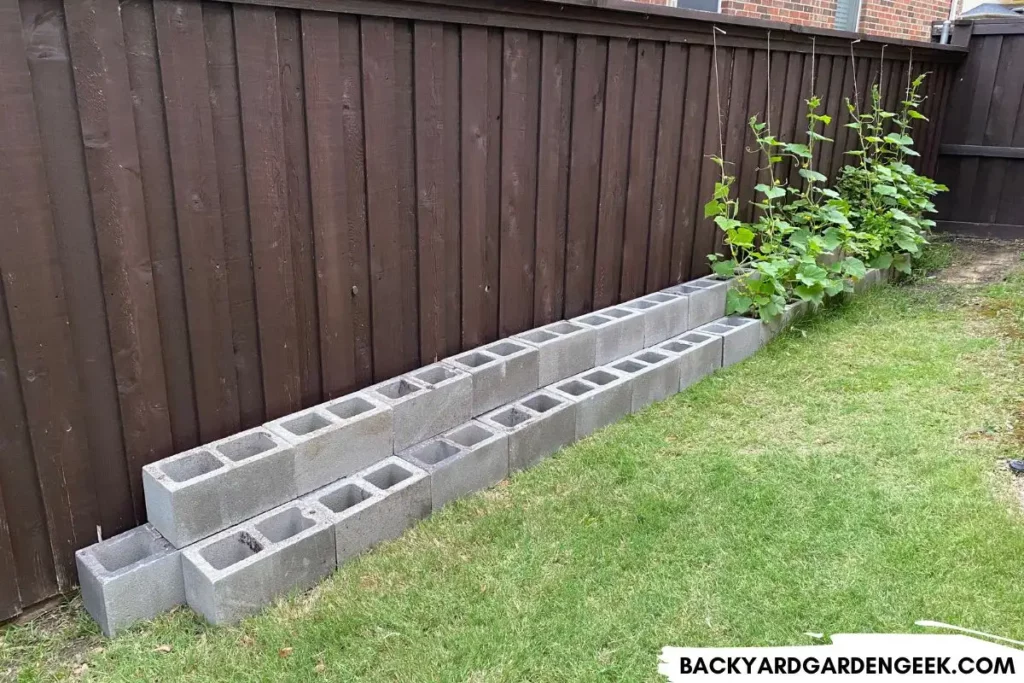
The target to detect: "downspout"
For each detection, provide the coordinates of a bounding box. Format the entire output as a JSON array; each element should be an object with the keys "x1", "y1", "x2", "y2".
[{"x1": 939, "y1": 0, "x2": 959, "y2": 43}]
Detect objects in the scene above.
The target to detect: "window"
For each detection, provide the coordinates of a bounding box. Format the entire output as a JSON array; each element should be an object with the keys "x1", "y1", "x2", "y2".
[{"x1": 835, "y1": 0, "x2": 862, "y2": 31}]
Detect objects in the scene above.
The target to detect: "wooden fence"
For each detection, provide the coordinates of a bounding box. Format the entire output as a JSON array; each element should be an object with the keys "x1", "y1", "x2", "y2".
[
  {"x1": 934, "y1": 18, "x2": 1024, "y2": 238},
  {"x1": 0, "y1": 0, "x2": 963, "y2": 618}
]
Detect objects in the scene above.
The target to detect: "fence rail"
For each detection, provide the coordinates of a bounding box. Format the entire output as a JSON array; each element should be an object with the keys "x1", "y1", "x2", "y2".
[{"x1": 0, "y1": 0, "x2": 962, "y2": 618}]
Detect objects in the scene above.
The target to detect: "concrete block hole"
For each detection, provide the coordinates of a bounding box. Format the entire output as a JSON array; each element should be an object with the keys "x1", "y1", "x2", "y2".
[
  {"x1": 456, "y1": 351, "x2": 495, "y2": 368},
  {"x1": 281, "y1": 412, "x2": 331, "y2": 437},
  {"x1": 522, "y1": 393, "x2": 561, "y2": 413},
  {"x1": 612, "y1": 360, "x2": 645, "y2": 374},
  {"x1": 557, "y1": 380, "x2": 594, "y2": 397},
  {"x1": 583, "y1": 370, "x2": 616, "y2": 386},
  {"x1": 636, "y1": 351, "x2": 667, "y2": 364},
  {"x1": 520, "y1": 329, "x2": 558, "y2": 344},
  {"x1": 415, "y1": 365, "x2": 456, "y2": 385},
  {"x1": 327, "y1": 396, "x2": 374, "y2": 420},
  {"x1": 92, "y1": 533, "x2": 162, "y2": 573},
  {"x1": 415, "y1": 441, "x2": 462, "y2": 465},
  {"x1": 377, "y1": 379, "x2": 422, "y2": 400},
  {"x1": 488, "y1": 341, "x2": 525, "y2": 357},
  {"x1": 365, "y1": 463, "x2": 412, "y2": 490},
  {"x1": 548, "y1": 322, "x2": 581, "y2": 335},
  {"x1": 491, "y1": 407, "x2": 532, "y2": 428},
  {"x1": 660, "y1": 341, "x2": 691, "y2": 353},
  {"x1": 447, "y1": 423, "x2": 492, "y2": 447},
  {"x1": 161, "y1": 451, "x2": 223, "y2": 483},
  {"x1": 202, "y1": 532, "x2": 263, "y2": 570},
  {"x1": 602, "y1": 308, "x2": 632, "y2": 319},
  {"x1": 578, "y1": 314, "x2": 611, "y2": 327},
  {"x1": 626, "y1": 300, "x2": 655, "y2": 310},
  {"x1": 256, "y1": 508, "x2": 314, "y2": 543},
  {"x1": 216, "y1": 432, "x2": 276, "y2": 462},
  {"x1": 680, "y1": 332, "x2": 712, "y2": 343},
  {"x1": 318, "y1": 484, "x2": 373, "y2": 513}
]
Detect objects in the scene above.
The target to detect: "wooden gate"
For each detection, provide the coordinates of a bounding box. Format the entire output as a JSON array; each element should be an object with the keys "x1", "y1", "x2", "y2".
[{"x1": 935, "y1": 17, "x2": 1024, "y2": 239}]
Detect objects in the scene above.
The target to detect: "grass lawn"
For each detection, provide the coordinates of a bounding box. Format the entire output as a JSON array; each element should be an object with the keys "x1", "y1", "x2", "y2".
[{"x1": 3, "y1": 242, "x2": 1024, "y2": 682}]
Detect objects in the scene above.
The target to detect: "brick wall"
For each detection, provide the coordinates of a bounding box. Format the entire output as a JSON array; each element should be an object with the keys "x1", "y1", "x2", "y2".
[{"x1": 626, "y1": 0, "x2": 950, "y2": 41}]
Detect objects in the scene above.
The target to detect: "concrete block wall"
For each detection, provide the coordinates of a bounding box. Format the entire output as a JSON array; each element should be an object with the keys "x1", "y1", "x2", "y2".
[{"x1": 78, "y1": 268, "x2": 892, "y2": 632}]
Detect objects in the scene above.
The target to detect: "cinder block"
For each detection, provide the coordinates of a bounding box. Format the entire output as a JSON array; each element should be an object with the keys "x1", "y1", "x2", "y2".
[
  {"x1": 548, "y1": 367, "x2": 633, "y2": 440},
  {"x1": 445, "y1": 340, "x2": 540, "y2": 416},
  {"x1": 657, "y1": 331, "x2": 723, "y2": 390},
  {"x1": 571, "y1": 305, "x2": 645, "y2": 365},
  {"x1": 182, "y1": 501, "x2": 335, "y2": 625},
  {"x1": 143, "y1": 427, "x2": 297, "y2": 548},
  {"x1": 852, "y1": 267, "x2": 885, "y2": 294},
  {"x1": 355, "y1": 456, "x2": 431, "y2": 545},
  {"x1": 621, "y1": 292, "x2": 688, "y2": 345},
  {"x1": 665, "y1": 276, "x2": 729, "y2": 329},
  {"x1": 694, "y1": 316, "x2": 761, "y2": 368},
  {"x1": 610, "y1": 349, "x2": 680, "y2": 412},
  {"x1": 303, "y1": 476, "x2": 383, "y2": 565},
  {"x1": 76, "y1": 524, "x2": 184, "y2": 637},
  {"x1": 367, "y1": 362, "x2": 472, "y2": 452},
  {"x1": 265, "y1": 392, "x2": 392, "y2": 495},
  {"x1": 400, "y1": 420, "x2": 509, "y2": 511},
  {"x1": 759, "y1": 300, "x2": 811, "y2": 347},
  {"x1": 514, "y1": 320, "x2": 597, "y2": 386},
  {"x1": 479, "y1": 389, "x2": 576, "y2": 472}
]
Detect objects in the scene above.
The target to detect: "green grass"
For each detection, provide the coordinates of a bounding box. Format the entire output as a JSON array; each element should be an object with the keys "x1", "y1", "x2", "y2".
[{"x1": 4, "y1": 262, "x2": 1024, "y2": 682}]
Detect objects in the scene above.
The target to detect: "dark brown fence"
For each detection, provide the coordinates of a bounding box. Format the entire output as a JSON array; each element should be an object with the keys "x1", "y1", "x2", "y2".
[
  {"x1": 0, "y1": 0, "x2": 962, "y2": 618},
  {"x1": 934, "y1": 17, "x2": 1024, "y2": 239}
]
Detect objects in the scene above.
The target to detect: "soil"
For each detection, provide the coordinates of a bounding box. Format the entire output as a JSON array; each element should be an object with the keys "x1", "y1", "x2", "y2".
[{"x1": 936, "y1": 236, "x2": 1024, "y2": 286}]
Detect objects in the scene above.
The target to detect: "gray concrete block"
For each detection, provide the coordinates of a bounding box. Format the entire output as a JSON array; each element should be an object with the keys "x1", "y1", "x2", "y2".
[
  {"x1": 76, "y1": 524, "x2": 184, "y2": 637},
  {"x1": 514, "y1": 320, "x2": 597, "y2": 386},
  {"x1": 400, "y1": 420, "x2": 509, "y2": 511},
  {"x1": 355, "y1": 456, "x2": 432, "y2": 545},
  {"x1": 759, "y1": 300, "x2": 811, "y2": 347},
  {"x1": 182, "y1": 501, "x2": 336, "y2": 625},
  {"x1": 303, "y1": 476, "x2": 383, "y2": 566},
  {"x1": 664, "y1": 276, "x2": 729, "y2": 329},
  {"x1": 479, "y1": 389, "x2": 577, "y2": 472},
  {"x1": 852, "y1": 267, "x2": 885, "y2": 294},
  {"x1": 367, "y1": 362, "x2": 472, "y2": 452},
  {"x1": 265, "y1": 392, "x2": 392, "y2": 495},
  {"x1": 548, "y1": 366, "x2": 633, "y2": 440},
  {"x1": 694, "y1": 316, "x2": 762, "y2": 368},
  {"x1": 621, "y1": 292, "x2": 688, "y2": 345},
  {"x1": 143, "y1": 427, "x2": 297, "y2": 548},
  {"x1": 445, "y1": 340, "x2": 540, "y2": 417},
  {"x1": 571, "y1": 305, "x2": 645, "y2": 365},
  {"x1": 610, "y1": 348, "x2": 680, "y2": 412},
  {"x1": 657, "y1": 330, "x2": 723, "y2": 390}
]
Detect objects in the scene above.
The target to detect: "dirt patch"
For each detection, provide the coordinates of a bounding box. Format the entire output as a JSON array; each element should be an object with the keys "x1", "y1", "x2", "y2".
[{"x1": 936, "y1": 236, "x2": 1024, "y2": 286}]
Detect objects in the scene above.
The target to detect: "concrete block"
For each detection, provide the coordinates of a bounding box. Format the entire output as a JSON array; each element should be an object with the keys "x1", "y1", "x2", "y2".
[
  {"x1": 571, "y1": 305, "x2": 645, "y2": 365},
  {"x1": 265, "y1": 392, "x2": 392, "y2": 495},
  {"x1": 445, "y1": 340, "x2": 539, "y2": 417},
  {"x1": 610, "y1": 348, "x2": 680, "y2": 412},
  {"x1": 353, "y1": 456, "x2": 431, "y2": 546},
  {"x1": 303, "y1": 476, "x2": 383, "y2": 566},
  {"x1": 479, "y1": 389, "x2": 577, "y2": 472},
  {"x1": 694, "y1": 316, "x2": 762, "y2": 368},
  {"x1": 665, "y1": 276, "x2": 729, "y2": 329},
  {"x1": 621, "y1": 292, "x2": 689, "y2": 345},
  {"x1": 400, "y1": 420, "x2": 509, "y2": 511},
  {"x1": 852, "y1": 267, "x2": 885, "y2": 294},
  {"x1": 367, "y1": 362, "x2": 472, "y2": 452},
  {"x1": 143, "y1": 427, "x2": 297, "y2": 548},
  {"x1": 548, "y1": 367, "x2": 633, "y2": 440},
  {"x1": 182, "y1": 501, "x2": 335, "y2": 625},
  {"x1": 759, "y1": 300, "x2": 811, "y2": 347},
  {"x1": 657, "y1": 330, "x2": 723, "y2": 390},
  {"x1": 514, "y1": 320, "x2": 597, "y2": 386},
  {"x1": 76, "y1": 524, "x2": 184, "y2": 637}
]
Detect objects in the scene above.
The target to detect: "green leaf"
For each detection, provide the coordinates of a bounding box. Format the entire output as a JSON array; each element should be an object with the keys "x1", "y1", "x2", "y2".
[
  {"x1": 756, "y1": 184, "x2": 787, "y2": 200},
  {"x1": 799, "y1": 168, "x2": 828, "y2": 184},
  {"x1": 793, "y1": 284, "x2": 825, "y2": 305},
  {"x1": 869, "y1": 252, "x2": 893, "y2": 269},
  {"x1": 712, "y1": 260, "x2": 737, "y2": 278},
  {"x1": 714, "y1": 215, "x2": 741, "y2": 232},
  {"x1": 893, "y1": 252, "x2": 912, "y2": 274},
  {"x1": 783, "y1": 143, "x2": 812, "y2": 159},
  {"x1": 908, "y1": 110, "x2": 928, "y2": 120},
  {"x1": 725, "y1": 289, "x2": 753, "y2": 315},
  {"x1": 872, "y1": 184, "x2": 897, "y2": 197},
  {"x1": 824, "y1": 279, "x2": 846, "y2": 297},
  {"x1": 895, "y1": 234, "x2": 920, "y2": 254},
  {"x1": 703, "y1": 199, "x2": 722, "y2": 218},
  {"x1": 845, "y1": 121, "x2": 862, "y2": 130},
  {"x1": 842, "y1": 256, "x2": 867, "y2": 279},
  {"x1": 759, "y1": 299, "x2": 783, "y2": 320},
  {"x1": 730, "y1": 227, "x2": 756, "y2": 248}
]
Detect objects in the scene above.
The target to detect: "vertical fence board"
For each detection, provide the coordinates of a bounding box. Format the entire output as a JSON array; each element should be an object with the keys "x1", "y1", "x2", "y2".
[
  {"x1": 593, "y1": 38, "x2": 636, "y2": 308},
  {"x1": 645, "y1": 43, "x2": 686, "y2": 292},
  {"x1": 716, "y1": 47, "x2": 751, "y2": 255},
  {"x1": 0, "y1": 0, "x2": 96, "y2": 588},
  {"x1": 459, "y1": 26, "x2": 500, "y2": 349},
  {"x1": 671, "y1": 44, "x2": 710, "y2": 283},
  {"x1": 533, "y1": 33, "x2": 574, "y2": 326},
  {"x1": 620, "y1": 40, "x2": 662, "y2": 301},
  {"x1": 27, "y1": 0, "x2": 136, "y2": 533},
  {"x1": 564, "y1": 35, "x2": 608, "y2": 317},
  {"x1": 155, "y1": 0, "x2": 242, "y2": 443},
  {"x1": 499, "y1": 29, "x2": 541, "y2": 336},
  {"x1": 235, "y1": 5, "x2": 303, "y2": 416},
  {"x1": 65, "y1": 0, "x2": 174, "y2": 520},
  {"x1": 738, "y1": 49, "x2": 767, "y2": 224}
]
